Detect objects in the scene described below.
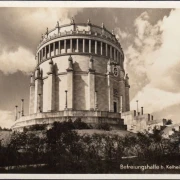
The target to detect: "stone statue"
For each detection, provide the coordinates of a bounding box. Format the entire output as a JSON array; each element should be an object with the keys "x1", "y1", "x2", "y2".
[
  {"x1": 101, "y1": 22, "x2": 104, "y2": 29},
  {"x1": 89, "y1": 56, "x2": 94, "y2": 70},
  {"x1": 87, "y1": 18, "x2": 91, "y2": 25},
  {"x1": 107, "y1": 59, "x2": 112, "y2": 73},
  {"x1": 41, "y1": 34, "x2": 44, "y2": 40},
  {"x1": 49, "y1": 59, "x2": 54, "y2": 74},
  {"x1": 71, "y1": 17, "x2": 75, "y2": 24},
  {"x1": 68, "y1": 55, "x2": 73, "y2": 70},
  {"x1": 56, "y1": 21, "x2": 59, "y2": 28}
]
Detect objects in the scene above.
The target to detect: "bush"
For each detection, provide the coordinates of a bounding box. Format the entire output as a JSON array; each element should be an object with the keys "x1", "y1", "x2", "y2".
[
  {"x1": 29, "y1": 124, "x2": 47, "y2": 131},
  {"x1": 97, "y1": 123, "x2": 111, "y2": 131},
  {"x1": 166, "y1": 119, "x2": 173, "y2": 125},
  {"x1": 23, "y1": 124, "x2": 47, "y2": 132},
  {"x1": 74, "y1": 118, "x2": 91, "y2": 129},
  {"x1": 2, "y1": 120, "x2": 180, "y2": 173}
]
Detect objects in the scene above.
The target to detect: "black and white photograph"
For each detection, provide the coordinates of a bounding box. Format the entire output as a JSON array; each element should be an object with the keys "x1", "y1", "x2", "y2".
[{"x1": 0, "y1": 2, "x2": 180, "y2": 176}]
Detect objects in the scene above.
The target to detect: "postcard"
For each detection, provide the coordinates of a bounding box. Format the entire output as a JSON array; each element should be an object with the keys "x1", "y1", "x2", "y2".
[{"x1": 0, "y1": 1, "x2": 180, "y2": 179}]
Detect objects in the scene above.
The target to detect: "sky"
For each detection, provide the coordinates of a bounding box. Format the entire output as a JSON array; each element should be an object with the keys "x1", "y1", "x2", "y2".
[{"x1": 1, "y1": 7, "x2": 180, "y2": 128}]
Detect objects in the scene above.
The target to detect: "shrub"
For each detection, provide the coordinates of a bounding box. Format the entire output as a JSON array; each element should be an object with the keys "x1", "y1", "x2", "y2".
[
  {"x1": 97, "y1": 123, "x2": 111, "y2": 131},
  {"x1": 74, "y1": 118, "x2": 91, "y2": 129},
  {"x1": 23, "y1": 124, "x2": 47, "y2": 132},
  {"x1": 166, "y1": 119, "x2": 173, "y2": 125},
  {"x1": 3, "y1": 120, "x2": 180, "y2": 173}
]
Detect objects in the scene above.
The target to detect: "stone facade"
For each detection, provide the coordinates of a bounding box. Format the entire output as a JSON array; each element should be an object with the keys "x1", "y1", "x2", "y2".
[
  {"x1": 121, "y1": 110, "x2": 164, "y2": 133},
  {"x1": 12, "y1": 19, "x2": 130, "y2": 131}
]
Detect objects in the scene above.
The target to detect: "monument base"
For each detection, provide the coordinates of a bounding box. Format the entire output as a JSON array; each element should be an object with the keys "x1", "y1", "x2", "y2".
[{"x1": 12, "y1": 110, "x2": 125, "y2": 132}]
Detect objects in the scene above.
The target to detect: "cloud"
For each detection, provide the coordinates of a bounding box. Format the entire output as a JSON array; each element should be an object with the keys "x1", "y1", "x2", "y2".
[
  {"x1": 0, "y1": 8, "x2": 82, "y2": 74},
  {"x1": 115, "y1": 27, "x2": 130, "y2": 40},
  {"x1": 127, "y1": 9, "x2": 180, "y2": 115},
  {"x1": 0, "y1": 110, "x2": 14, "y2": 128},
  {"x1": 0, "y1": 47, "x2": 35, "y2": 74},
  {"x1": 134, "y1": 12, "x2": 150, "y2": 40},
  {"x1": 131, "y1": 84, "x2": 180, "y2": 114}
]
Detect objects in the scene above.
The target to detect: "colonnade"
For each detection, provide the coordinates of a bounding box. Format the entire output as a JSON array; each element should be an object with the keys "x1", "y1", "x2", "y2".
[{"x1": 37, "y1": 38, "x2": 123, "y2": 65}]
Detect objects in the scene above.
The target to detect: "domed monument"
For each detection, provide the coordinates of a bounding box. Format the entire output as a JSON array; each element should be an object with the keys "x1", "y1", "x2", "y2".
[{"x1": 12, "y1": 18, "x2": 130, "y2": 131}]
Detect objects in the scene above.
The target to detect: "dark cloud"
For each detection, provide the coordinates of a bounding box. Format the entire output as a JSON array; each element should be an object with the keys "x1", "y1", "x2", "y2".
[{"x1": 0, "y1": 8, "x2": 81, "y2": 54}]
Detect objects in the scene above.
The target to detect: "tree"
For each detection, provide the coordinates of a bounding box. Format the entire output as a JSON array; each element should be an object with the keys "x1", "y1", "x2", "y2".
[{"x1": 166, "y1": 119, "x2": 173, "y2": 125}]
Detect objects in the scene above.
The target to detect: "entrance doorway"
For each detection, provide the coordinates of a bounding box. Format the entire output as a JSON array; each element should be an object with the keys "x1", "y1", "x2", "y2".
[{"x1": 113, "y1": 102, "x2": 117, "y2": 113}]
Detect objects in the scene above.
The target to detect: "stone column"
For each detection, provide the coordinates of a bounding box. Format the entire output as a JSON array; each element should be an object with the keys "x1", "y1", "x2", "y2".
[
  {"x1": 141, "y1": 107, "x2": 143, "y2": 115},
  {"x1": 119, "y1": 70, "x2": 126, "y2": 112},
  {"x1": 70, "y1": 39, "x2": 72, "y2": 52},
  {"x1": 116, "y1": 50, "x2": 118, "y2": 62},
  {"x1": 43, "y1": 48, "x2": 45, "y2": 60},
  {"x1": 53, "y1": 42, "x2": 56, "y2": 56},
  {"x1": 125, "y1": 74, "x2": 130, "y2": 111},
  {"x1": 106, "y1": 44, "x2": 108, "y2": 56},
  {"x1": 119, "y1": 95, "x2": 123, "y2": 113},
  {"x1": 83, "y1": 39, "x2": 85, "y2": 52},
  {"x1": 65, "y1": 90, "x2": 68, "y2": 109},
  {"x1": 41, "y1": 49, "x2": 43, "y2": 61},
  {"x1": 117, "y1": 51, "x2": 119, "y2": 64},
  {"x1": 95, "y1": 41, "x2": 97, "y2": 54},
  {"x1": 40, "y1": 49, "x2": 42, "y2": 61},
  {"x1": 110, "y1": 46, "x2": 112, "y2": 59},
  {"x1": 47, "y1": 59, "x2": 55, "y2": 112},
  {"x1": 45, "y1": 46, "x2": 47, "y2": 59},
  {"x1": 29, "y1": 74, "x2": 35, "y2": 115},
  {"x1": 59, "y1": 41, "x2": 61, "y2": 54},
  {"x1": 66, "y1": 56, "x2": 74, "y2": 110},
  {"x1": 18, "y1": 111, "x2": 21, "y2": 119},
  {"x1": 101, "y1": 42, "x2": 103, "y2": 55},
  {"x1": 122, "y1": 54, "x2": 125, "y2": 69},
  {"x1": 38, "y1": 94, "x2": 42, "y2": 112},
  {"x1": 136, "y1": 100, "x2": 139, "y2": 114},
  {"x1": 21, "y1": 99, "x2": 24, "y2": 117},
  {"x1": 15, "y1": 105, "x2": 18, "y2": 120},
  {"x1": 88, "y1": 56, "x2": 95, "y2": 110},
  {"x1": 34, "y1": 67, "x2": 42, "y2": 113},
  {"x1": 38, "y1": 52, "x2": 40, "y2": 64},
  {"x1": 114, "y1": 48, "x2": 116, "y2": 61},
  {"x1": 95, "y1": 91, "x2": 98, "y2": 110},
  {"x1": 64, "y1": 39, "x2": 67, "y2": 53},
  {"x1": 89, "y1": 39, "x2": 91, "y2": 53},
  {"x1": 49, "y1": 44, "x2": 51, "y2": 58},
  {"x1": 107, "y1": 60, "x2": 113, "y2": 112},
  {"x1": 76, "y1": 38, "x2": 79, "y2": 52}
]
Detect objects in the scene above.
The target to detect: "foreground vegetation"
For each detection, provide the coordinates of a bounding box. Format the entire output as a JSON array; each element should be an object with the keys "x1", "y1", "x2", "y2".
[{"x1": 0, "y1": 119, "x2": 180, "y2": 173}]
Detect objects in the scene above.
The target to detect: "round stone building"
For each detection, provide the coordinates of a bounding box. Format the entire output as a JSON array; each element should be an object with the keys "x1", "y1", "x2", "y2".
[{"x1": 12, "y1": 18, "x2": 130, "y2": 131}]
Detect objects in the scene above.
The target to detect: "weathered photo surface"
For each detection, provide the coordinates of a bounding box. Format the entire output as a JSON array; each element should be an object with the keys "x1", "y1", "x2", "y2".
[{"x1": 0, "y1": 4, "x2": 180, "y2": 175}]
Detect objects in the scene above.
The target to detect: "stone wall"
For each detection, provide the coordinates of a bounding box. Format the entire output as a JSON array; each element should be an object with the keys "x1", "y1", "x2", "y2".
[
  {"x1": 32, "y1": 54, "x2": 129, "y2": 114},
  {"x1": 74, "y1": 74, "x2": 88, "y2": 110},
  {"x1": 95, "y1": 75, "x2": 108, "y2": 111},
  {"x1": 58, "y1": 74, "x2": 67, "y2": 110},
  {"x1": 12, "y1": 110, "x2": 123, "y2": 131},
  {"x1": 29, "y1": 84, "x2": 35, "y2": 115},
  {"x1": 121, "y1": 110, "x2": 164, "y2": 133}
]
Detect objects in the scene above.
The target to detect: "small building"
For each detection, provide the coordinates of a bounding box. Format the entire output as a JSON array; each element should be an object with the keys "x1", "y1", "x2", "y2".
[{"x1": 121, "y1": 109, "x2": 164, "y2": 133}]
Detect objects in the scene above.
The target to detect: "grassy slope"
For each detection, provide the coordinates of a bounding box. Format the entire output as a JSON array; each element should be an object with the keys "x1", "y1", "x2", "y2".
[{"x1": 77, "y1": 129, "x2": 133, "y2": 137}]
